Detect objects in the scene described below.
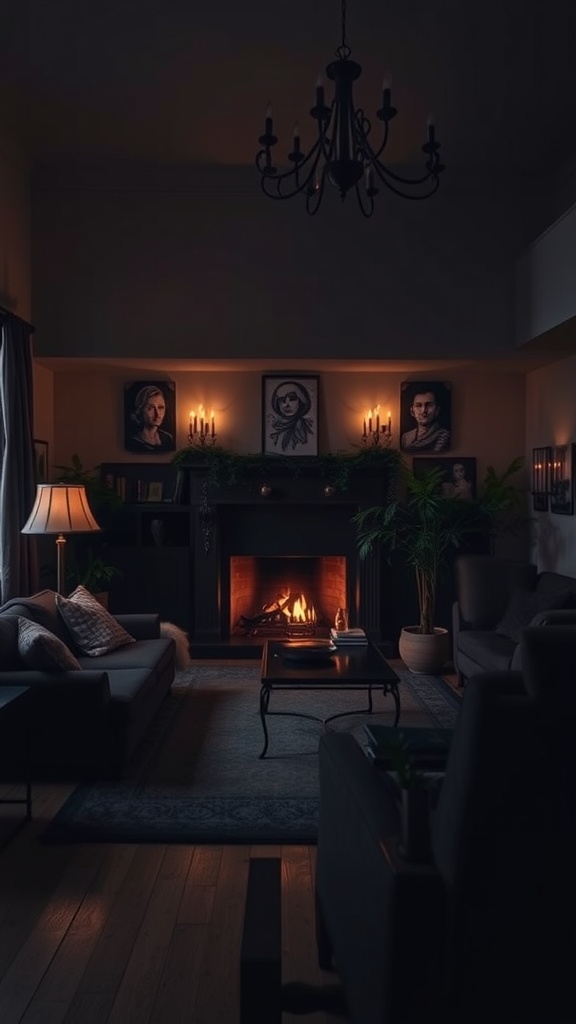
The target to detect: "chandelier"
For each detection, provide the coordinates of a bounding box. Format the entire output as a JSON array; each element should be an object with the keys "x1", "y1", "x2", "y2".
[{"x1": 255, "y1": 0, "x2": 444, "y2": 218}]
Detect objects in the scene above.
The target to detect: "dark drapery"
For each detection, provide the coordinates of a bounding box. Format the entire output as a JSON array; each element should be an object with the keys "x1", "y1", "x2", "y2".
[{"x1": 0, "y1": 312, "x2": 39, "y2": 601}]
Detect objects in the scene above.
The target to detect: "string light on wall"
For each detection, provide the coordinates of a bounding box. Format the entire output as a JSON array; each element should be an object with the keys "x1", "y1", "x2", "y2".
[
  {"x1": 188, "y1": 405, "x2": 217, "y2": 447},
  {"x1": 255, "y1": 0, "x2": 444, "y2": 217},
  {"x1": 362, "y1": 405, "x2": 392, "y2": 445}
]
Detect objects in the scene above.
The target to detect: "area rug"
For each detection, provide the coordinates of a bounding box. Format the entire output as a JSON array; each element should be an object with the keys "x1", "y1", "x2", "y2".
[{"x1": 41, "y1": 661, "x2": 461, "y2": 845}]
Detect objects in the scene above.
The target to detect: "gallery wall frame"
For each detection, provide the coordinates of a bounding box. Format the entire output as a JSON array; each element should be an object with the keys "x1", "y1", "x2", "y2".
[
  {"x1": 261, "y1": 374, "x2": 319, "y2": 456},
  {"x1": 550, "y1": 443, "x2": 574, "y2": 515},
  {"x1": 33, "y1": 439, "x2": 49, "y2": 482},
  {"x1": 413, "y1": 456, "x2": 477, "y2": 501},
  {"x1": 124, "y1": 380, "x2": 176, "y2": 453},
  {"x1": 532, "y1": 446, "x2": 552, "y2": 512},
  {"x1": 400, "y1": 381, "x2": 452, "y2": 452}
]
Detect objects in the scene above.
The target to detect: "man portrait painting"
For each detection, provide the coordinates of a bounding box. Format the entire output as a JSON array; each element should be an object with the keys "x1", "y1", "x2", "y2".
[{"x1": 400, "y1": 381, "x2": 451, "y2": 453}]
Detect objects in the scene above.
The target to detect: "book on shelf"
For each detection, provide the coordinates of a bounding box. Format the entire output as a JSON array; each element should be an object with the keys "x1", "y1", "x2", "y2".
[
  {"x1": 363, "y1": 724, "x2": 453, "y2": 767},
  {"x1": 330, "y1": 627, "x2": 368, "y2": 645}
]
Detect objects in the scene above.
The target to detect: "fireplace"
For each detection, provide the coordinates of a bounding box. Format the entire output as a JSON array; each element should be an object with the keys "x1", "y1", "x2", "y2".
[
  {"x1": 230, "y1": 554, "x2": 347, "y2": 636},
  {"x1": 185, "y1": 460, "x2": 390, "y2": 647}
]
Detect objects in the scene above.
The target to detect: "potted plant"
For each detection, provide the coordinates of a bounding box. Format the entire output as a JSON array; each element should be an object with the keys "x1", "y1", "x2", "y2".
[
  {"x1": 354, "y1": 459, "x2": 523, "y2": 674},
  {"x1": 53, "y1": 453, "x2": 122, "y2": 516},
  {"x1": 66, "y1": 548, "x2": 123, "y2": 607},
  {"x1": 382, "y1": 731, "x2": 432, "y2": 863}
]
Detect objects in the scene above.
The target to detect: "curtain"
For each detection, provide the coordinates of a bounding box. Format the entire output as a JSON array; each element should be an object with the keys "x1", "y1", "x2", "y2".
[{"x1": 0, "y1": 313, "x2": 38, "y2": 602}]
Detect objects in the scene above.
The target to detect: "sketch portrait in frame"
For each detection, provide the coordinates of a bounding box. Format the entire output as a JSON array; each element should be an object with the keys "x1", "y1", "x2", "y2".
[{"x1": 262, "y1": 375, "x2": 319, "y2": 456}]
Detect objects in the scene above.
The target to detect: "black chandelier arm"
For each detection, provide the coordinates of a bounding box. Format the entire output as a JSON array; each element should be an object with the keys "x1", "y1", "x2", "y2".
[
  {"x1": 372, "y1": 158, "x2": 442, "y2": 190},
  {"x1": 257, "y1": 130, "x2": 335, "y2": 201},
  {"x1": 372, "y1": 164, "x2": 441, "y2": 200},
  {"x1": 354, "y1": 182, "x2": 375, "y2": 218}
]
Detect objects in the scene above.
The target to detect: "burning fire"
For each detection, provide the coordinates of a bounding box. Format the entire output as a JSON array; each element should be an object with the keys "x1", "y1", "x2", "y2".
[{"x1": 282, "y1": 593, "x2": 316, "y2": 623}]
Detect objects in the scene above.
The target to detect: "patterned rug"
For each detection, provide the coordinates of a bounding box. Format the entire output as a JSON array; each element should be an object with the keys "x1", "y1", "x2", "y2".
[{"x1": 41, "y1": 660, "x2": 461, "y2": 845}]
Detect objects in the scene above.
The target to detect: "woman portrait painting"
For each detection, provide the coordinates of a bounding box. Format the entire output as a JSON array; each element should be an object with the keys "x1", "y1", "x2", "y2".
[
  {"x1": 413, "y1": 456, "x2": 477, "y2": 501},
  {"x1": 124, "y1": 381, "x2": 176, "y2": 453},
  {"x1": 262, "y1": 375, "x2": 319, "y2": 455}
]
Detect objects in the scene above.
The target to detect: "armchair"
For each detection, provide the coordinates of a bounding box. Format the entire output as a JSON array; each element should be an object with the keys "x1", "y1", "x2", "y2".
[
  {"x1": 314, "y1": 625, "x2": 576, "y2": 1024},
  {"x1": 452, "y1": 554, "x2": 576, "y2": 686}
]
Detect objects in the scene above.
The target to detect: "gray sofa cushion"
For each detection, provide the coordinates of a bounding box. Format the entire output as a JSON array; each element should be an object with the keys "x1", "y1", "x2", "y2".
[
  {"x1": 496, "y1": 586, "x2": 576, "y2": 644},
  {"x1": 17, "y1": 616, "x2": 81, "y2": 671},
  {"x1": 56, "y1": 586, "x2": 136, "y2": 656},
  {"x1": 458, "y1": 630, "x2": 517, "y2": 673}
]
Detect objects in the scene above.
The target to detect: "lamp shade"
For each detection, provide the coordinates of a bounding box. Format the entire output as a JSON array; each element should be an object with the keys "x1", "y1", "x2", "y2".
[{"x1": 21, "y1": 484, "x2": 101, "y2": 535}]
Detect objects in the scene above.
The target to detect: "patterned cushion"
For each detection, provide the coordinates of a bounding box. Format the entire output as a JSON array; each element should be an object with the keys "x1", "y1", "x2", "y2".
[
  {"x1": 17, "y1": 616, "x2": 82, "y2": 671},
  {"x1": 55, "y1": 585, "x2": 135, "y2": 657},
  {"x1": 496, "y1": 586, "x2": 576, "y2": 645}
]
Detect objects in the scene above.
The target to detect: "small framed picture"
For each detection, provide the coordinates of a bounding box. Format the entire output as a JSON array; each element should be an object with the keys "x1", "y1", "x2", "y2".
[
  {"x1": 33, "y1": 439, "x2": 49, "y2": 482},
  {"x1": 550, "y1": 444, "x2": 574, "y2": 515},
  {"x1": 124, "y1": 380, "x2": 176, "y2": 453},
  {"x1": 146, "y1": 482, "x2": 164, "y2": 502},
  {"x1": 400, "y1": 381, "x2": 452, "y2": 452},
  {"x1": 262, "y1": 374, "x2": 319, "y2": 456},
  {"x1": 413, "y1": 457, "x2": 476, "y2": 501}
]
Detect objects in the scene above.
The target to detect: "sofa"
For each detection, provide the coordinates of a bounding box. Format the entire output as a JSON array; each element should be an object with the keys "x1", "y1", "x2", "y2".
[
  {"x1": 314, "y1": 625, "x2": 576, "y2": 1024},
  {"x1": 452, "y1": 555, "x2": 576, "y2": 686},
  {"x1": 0, "y1": 588, "x2": 175, "y2": 780}
]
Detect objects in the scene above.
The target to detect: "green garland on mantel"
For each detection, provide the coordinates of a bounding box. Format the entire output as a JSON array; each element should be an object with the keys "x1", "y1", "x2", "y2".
[{"x1": 171, "y1": 442, "x2": 403, "y2": 492}]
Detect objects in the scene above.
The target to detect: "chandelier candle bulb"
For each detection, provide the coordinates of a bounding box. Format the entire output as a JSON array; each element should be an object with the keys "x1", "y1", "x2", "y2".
[
  {"x1": 363, "y1": 416, "x2": 367, "y2": 438},
  {"x1": 211, "y1": 411, "x2": 215, "y2": 438},
  {"x1": 387, "y1": 411, "x2": 392, "y2": 434},
  {"x1": 265, "y1": 104, "x2": 273, "y2": 135},
  {"x1": 368, "y1": 410, "x2": 372, "y2": 434},
  {"x1": 426, "y1": 114, "x2": 435, "y2": 143}
]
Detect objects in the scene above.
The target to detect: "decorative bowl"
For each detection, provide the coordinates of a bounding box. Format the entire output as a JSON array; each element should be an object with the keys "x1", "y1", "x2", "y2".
[{"x1": 279, "y1": 639, "x2": 337, "y2": 663}]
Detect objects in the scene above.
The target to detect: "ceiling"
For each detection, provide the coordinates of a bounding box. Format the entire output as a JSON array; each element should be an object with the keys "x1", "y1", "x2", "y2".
[{"x1": 1, "y1": 0, "x2": 575, "y2": 179}]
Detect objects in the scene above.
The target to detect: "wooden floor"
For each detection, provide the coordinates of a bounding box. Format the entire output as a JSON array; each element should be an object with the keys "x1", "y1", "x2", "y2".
[{"x1": 0, "y1": 661, "x2": 460, "y2": 1024}]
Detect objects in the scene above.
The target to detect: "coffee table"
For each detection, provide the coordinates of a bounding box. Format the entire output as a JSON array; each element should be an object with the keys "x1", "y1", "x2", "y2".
[{"x1": 259, "y1": 640, "x2": 401, "y2": 758}]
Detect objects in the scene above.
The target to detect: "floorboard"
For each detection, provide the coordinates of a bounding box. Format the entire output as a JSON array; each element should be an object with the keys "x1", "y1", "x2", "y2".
[{"x1": 0, "y1": 659, "x2": 459, "y2": 1023}]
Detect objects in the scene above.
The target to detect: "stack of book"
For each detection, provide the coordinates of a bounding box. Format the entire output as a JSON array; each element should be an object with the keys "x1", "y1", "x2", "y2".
[{"x1": 329, "y1": 627, "x2": 368, "y2": 646}]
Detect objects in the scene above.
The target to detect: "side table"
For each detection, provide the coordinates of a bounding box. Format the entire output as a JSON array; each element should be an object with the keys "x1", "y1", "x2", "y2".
[{"x1": 0, "y1": 686, "x2": 33, "y2": 845}]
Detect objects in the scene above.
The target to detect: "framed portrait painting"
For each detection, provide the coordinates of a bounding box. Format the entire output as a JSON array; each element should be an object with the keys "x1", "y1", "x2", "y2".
[
  {"x1": 400, "y1": 381, "x2": 452, "y2": 453},
  {"x1": 33, "y1": 439, "x2": 49, "y2": 483},
  {"x1": 124, "y1": 380, "x2": 176, "y2": 453},
  {"x1": 413, "y1": 457, "x2": 477, "y2": 501},
  {"x1": 262, "y1": 374, "x2": 319, "y2": 456}
]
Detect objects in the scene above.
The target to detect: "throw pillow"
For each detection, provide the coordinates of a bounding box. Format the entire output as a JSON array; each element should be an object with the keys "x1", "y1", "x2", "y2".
[
  {"x1": 496, "y1": 587, "x2": 576, "y2": 645},
  {"x1": 55, "y1": 585, "x2": 135, "y2": 657},
  {"x1": 17, "y1": 616, "x2": 82, "y2": 671}
]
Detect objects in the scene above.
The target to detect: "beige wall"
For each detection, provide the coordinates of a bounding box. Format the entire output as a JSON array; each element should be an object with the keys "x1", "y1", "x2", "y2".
[{"x1": 50, "y1": 365, "x2": 527, "y2": 490}]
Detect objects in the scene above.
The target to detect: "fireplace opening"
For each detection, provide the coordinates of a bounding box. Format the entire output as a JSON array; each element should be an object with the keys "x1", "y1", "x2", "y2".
[{"x1": 230, "y1": 555, "x2": 346, "y2": 637}]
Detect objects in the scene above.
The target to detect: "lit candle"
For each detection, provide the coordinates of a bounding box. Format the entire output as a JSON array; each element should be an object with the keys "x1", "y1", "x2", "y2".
[
  {"x1": 363, "y1": 415, "x2": 367, "y2": 438},
  {"x1": 199, "y1": 404, "x2": 204, "y2": 435},
  {"x1": 368, "y1": 409, "x2": 372, "y2": 435},
  {"x1": 189, "y1": 410, "x2": 193, "y2": 436},
  {"x1": 387, "y1": 410, "x2": 391, "y2": 434},
  {"x1": 382, "y1": 76, "x2": 391, "y2": 109},
  {"x1": 211, "y1": 410, "x2": 215, "y2": 438},
  {"x1": 375, "y1": 404, "x2": 380, "y2": 434},
  {"x1": 265, "y1": 104, "x2": 273, "y2": 136}
]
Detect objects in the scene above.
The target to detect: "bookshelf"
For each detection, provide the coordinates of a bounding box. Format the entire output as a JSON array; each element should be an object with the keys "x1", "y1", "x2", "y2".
[{"x1": 99, "y1": 462, "x2": 193, "y2": 626}]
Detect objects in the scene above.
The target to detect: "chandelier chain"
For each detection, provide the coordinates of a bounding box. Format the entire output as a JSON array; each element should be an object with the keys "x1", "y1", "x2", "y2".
[{"x1": 341, "y1": 0, "x2": 347, "y2": 50}]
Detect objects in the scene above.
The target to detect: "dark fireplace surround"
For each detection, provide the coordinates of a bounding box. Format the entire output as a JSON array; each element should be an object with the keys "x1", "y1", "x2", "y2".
[{"x1": 185, "y1": 460, "x2": 390, "y2": 647}]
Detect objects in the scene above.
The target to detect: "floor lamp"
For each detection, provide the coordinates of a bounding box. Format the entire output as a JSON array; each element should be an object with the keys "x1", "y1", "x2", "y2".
[{"x1": 21, "y1": 483, "x2": 101, "y2": 595}]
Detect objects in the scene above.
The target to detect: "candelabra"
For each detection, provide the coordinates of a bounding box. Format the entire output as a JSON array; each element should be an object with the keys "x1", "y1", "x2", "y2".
[
  {"x1": 188, "y1": 405, "x2": 217, "y2": 447},
  {"x1": 362, "y1": 406, "x2": 392, "y2": 446}
]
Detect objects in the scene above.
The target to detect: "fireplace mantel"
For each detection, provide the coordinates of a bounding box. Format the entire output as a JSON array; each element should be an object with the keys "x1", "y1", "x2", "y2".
[{"x1": 183, "y1": 459, "x2": 389, "y2": 647}]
